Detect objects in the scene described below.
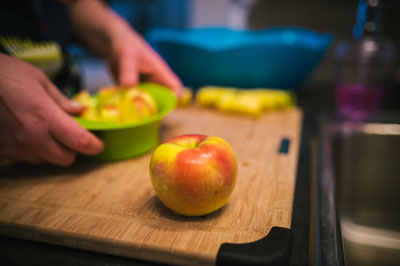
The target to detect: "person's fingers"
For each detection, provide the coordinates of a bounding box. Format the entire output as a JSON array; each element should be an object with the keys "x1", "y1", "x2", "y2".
[
  {"x1": 146, "y1": 71, "x2": 183, "y2": 98},
  {"x1": 110, "y1": 37, "x2": 182, "y2": 94},
  {"x1": 49, "y1": 109, "x2": 104, "y2": 155},
  {"x1": 142, "y1": 46, "x2": 183, "y2": 96},
  {"x1": 106, "y1": 59, "x2": 119, "y2": 84},
  {"x1": 43, "y1": 79, "x2": 84, "y2": 115},
  {"x1": 118, "y1": 53, "x2": 139, "y2": 87},
  {"x1": 37, "y1": 137, "x2": 77, "y2": 167}
]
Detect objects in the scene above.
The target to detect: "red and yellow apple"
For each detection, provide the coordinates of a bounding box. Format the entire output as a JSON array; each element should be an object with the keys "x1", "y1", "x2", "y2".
[{"x1": 149, "y1": 134, "x2": 238, "y2": 216}]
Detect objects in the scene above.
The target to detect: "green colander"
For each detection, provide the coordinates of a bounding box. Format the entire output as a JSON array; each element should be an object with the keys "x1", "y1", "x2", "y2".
[{"x1": 73, "y1": 83, "x2": 177, "y2": 161}]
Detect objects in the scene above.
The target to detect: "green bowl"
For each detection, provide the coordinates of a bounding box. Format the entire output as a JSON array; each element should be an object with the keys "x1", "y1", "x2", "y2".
[{"x1": 73, "y1": 83, "x2": 177, "y2": 161}]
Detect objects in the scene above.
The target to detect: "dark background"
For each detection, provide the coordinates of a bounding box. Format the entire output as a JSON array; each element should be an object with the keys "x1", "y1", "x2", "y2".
[
  {"x1": 99, "y1": 0, "x2": 400, "y2": 113},
  {"x1": 247, "y1": 0, "x2": 400, "y2": 113}
]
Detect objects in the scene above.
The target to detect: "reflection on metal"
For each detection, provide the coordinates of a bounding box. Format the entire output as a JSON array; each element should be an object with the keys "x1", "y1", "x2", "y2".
[
  {"x1": 318, "y1": 117, "x2": 400, "y2": 266},
  {"x1": 361, "y1": 123, "x2": 400, "y2": 135},
  {"x1": 341, "y1": 218, "x2": 400, "y2": 250}
]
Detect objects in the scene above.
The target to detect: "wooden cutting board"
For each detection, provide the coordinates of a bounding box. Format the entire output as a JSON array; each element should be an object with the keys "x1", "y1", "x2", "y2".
[{"x1": 0, "y1": 106, "x2": 302, "y2": 266}]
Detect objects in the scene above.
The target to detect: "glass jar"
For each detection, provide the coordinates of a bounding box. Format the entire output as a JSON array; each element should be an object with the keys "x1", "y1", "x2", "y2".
[{"x1": 334, "y1": 0, "x2": 396, "y2": 120}]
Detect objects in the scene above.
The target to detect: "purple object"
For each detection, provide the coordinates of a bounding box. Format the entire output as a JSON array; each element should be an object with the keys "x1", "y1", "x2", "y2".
[
  {"x1": 336, "y1": 83, "x2": 384, "y2": 120},
  {"x1": 334, "y1": 0, "x2": 396, "y2": 121}
]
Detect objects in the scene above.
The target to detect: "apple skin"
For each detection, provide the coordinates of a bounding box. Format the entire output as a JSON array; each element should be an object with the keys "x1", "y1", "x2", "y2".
[
  {"x1": 72, "y1": 90, "x2": 99, "y2": 121},
  {"x1": 100, "y1": 104, "x2": 122, "y2": 122},
  {"x1": 97, "y1": 86, "x2": 123, "y2": 108},
  {"x1": 122, "y1": 88, "x2": 158, "y2": 122},
  {"x1": 81, "y1": 105, "x2": 100, "y2": 121},
  {"x1": 149, "y1": 134, "x2": 238, "y2": 216}
]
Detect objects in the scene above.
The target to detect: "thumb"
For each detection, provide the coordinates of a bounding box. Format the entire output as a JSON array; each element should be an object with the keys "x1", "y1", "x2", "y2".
[
  {"x1": 44, "y1": 80, "x2": 83, "y2": 115},
  {"x1": 50, "y1": 107, "x2": 104, "y2": 155}
]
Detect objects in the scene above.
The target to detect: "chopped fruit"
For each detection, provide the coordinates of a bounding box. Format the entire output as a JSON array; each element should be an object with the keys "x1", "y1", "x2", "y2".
[
  {"x1": 196, "y1": 86, "x2": 295, "y2": 116},
  {"x1": 72, "y1": 86, "x2": 158, "y2": 123},
  {"x1": 178, "y1": 87, "x2": 193, "y2": 107}
]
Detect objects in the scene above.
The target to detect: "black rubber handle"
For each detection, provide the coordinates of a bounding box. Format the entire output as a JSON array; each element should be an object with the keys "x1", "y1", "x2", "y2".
[{"x1": 216, "y1": 227, "x2": 294, "y2": 266}]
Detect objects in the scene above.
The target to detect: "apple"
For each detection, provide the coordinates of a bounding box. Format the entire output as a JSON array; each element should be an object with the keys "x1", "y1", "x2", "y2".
[
  {"x1": 100, "y1": 104, "x2": 122, "y2": 122},
  {"x1": 72, "y1": 90, "x2": 92, "y2": 106},
  {"x1": 72, "y1": 90, "x2": 99, "y2": 121},
  {"x1": 97, "y1": 86, "x2": 123, "y2": 108},
  {"x1": 122, "y1": 87, "x2": 158, "y2": 122},
  {"x1": 72, "y1": 86, "x2": 159, "y2": 123},
  {"x1": 149, "y1": 134, "x2": 238, "y2": 216},
  {"x1": 81, "y1": 105, "x2": 100, "y2": 121}
]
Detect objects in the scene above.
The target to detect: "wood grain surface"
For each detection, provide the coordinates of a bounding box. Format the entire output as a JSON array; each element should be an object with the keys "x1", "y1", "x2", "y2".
[{"x1": 0, "y1": 106, "x2": 302, "y2": 266}]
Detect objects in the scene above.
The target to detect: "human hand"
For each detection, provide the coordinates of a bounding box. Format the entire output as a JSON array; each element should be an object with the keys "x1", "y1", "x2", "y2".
[
  {"x1": 69, "y1": 0, "x2": 183, "y2": 96},
  {"x1": 0, "y1": 54, "x2": 104, "y2": 166},
  {"x1": 107, "y1": 28, "x2": 183, "y2": 97}
]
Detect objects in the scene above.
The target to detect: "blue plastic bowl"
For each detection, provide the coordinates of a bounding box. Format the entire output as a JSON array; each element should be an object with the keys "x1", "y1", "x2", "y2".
[{"x1": 147, "y1": 27, "x2": 333, "y2": 90}]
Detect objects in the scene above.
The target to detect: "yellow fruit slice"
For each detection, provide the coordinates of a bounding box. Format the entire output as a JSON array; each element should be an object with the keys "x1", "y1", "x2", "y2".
[
  {"x1": 72, "y1": 86, "x2": 159, "y2": 123},
  {"x1": 196, "y1": 86, "x2": 235, "y2": 107},
  {"x1": 196, "y1": 86, "x2": 295, "y2": 116},
  {"x1": 97, "y1": 86, "x2": 123, "y2": 109},
  {"x1": 121, "y1": 87, "x2": 158, "y2": 123},
  {"x1": 72, "y1": 90, "x2": 92, "y2": 106},
  {"x1": 217, "y1": 92, "x2": 263, "y2": 117},
  {"x1": 100, "y1": 105, "x2": 122, "y2": 122},
  {"x1": 178, "y1": 87, "x2": 193, "y2": 107},
  {"x1": 81, "y1": 105, "x2": 100, "y2": 121},
  {"x1": 72, "y1": 90, "x2": 99, "y2": 121}
]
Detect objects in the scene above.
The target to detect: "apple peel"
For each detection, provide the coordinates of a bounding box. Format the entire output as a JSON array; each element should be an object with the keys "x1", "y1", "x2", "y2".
[{"x1": 149, "y1": 134, "x2": 238, "y2": 216}]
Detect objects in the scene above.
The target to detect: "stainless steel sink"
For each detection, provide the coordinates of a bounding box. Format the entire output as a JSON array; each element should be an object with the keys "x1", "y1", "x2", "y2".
[{"x1": 317, "y1": 117, "x2": 400, "y2": 266}]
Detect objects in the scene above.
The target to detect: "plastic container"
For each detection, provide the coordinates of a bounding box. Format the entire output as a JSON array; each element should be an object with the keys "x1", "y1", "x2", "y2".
[
  {"x1": 74, "y1": 83, "x2": 177, "y2": 161},
  {"x1": 147, "y1": 27, "x2": 333, "y2": 90},
  {"x1": 334, "y1": 0, "x2": 396, "y2": 120}
]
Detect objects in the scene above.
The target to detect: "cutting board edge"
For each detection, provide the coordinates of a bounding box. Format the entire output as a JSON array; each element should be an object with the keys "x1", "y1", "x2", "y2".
[
  {"x1": 0, "y1": 107, "x2": 303, "y2": 266},
  {"x1": 0, "y1": 218, "x2": 295, "y2": 266},
  {"x1": 0, "y1": 221, "x2": 217, "y2": 266}
]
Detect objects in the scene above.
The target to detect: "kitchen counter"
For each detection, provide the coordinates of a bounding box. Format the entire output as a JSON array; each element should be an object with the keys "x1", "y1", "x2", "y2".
[
  {"x1": 1, "y1": 77, "x2": 398, "y2": 265},
  {"x1": 0, "y1": 112, "x2": 313, "y2": 266}
]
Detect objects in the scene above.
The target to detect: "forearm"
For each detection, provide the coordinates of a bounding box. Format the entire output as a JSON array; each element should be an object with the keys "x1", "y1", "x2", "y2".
[{"x1": 68, "y1": 0, "x2": 133, "y2": 56}]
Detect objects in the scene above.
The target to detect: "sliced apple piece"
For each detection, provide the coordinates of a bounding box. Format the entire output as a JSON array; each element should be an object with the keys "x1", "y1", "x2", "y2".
[
  {"x1": 122, "y1": 87, "x2": 158, "y2": 123},
  {"x1": 100, "y1": 104, "x2": 122, "y2": 123}
]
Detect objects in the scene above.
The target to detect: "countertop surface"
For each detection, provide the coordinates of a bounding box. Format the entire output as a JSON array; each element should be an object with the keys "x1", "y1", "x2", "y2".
[
  {"x1": 0, "y1": 107, "x2": 302, "y2": 266},
  {"x1": 0, "y1": 113, "x2": 311, "y2": 266},
  {"x1": 1, "y1": 72, "x2": 399, "y2": 265}
]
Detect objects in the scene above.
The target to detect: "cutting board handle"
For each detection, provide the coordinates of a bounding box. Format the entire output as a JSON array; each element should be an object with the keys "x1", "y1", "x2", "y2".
[{"x1": 216, "y1": 227, "x2": 294, "y2": 266}]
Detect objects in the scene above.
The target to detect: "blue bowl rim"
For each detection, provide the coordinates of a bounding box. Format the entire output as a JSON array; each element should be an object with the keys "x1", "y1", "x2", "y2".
[{"x1": 147, "y1": 26, "x2": 334, "y2": 53}]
